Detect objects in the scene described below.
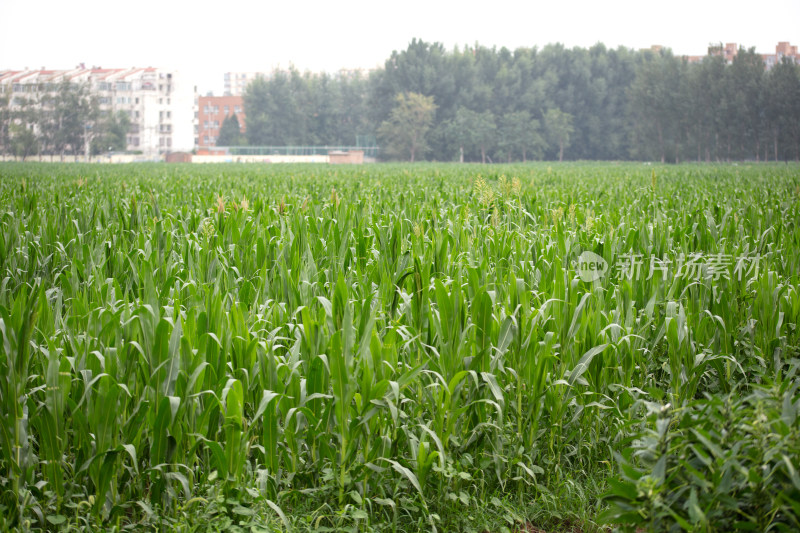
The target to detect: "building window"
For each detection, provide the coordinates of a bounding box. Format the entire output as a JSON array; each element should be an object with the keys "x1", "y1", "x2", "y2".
[
  {"x1": 224, "y1": 106, "x2": 229, "y2": 114},
  {"x1": 166, "y1": 111, "x2": 171, "y2": 119},
  {"x1": 234, "y1": 105, "x2": 241, "y2": 113}
]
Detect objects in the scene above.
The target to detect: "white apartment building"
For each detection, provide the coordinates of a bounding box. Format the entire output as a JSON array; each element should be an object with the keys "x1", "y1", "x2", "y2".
[
  {"x1": 223, "y1": 72, "x2": 265, "y2": 96},
  {"x1": 0, "y1": 66, "x2": 195, "y2": 156}
]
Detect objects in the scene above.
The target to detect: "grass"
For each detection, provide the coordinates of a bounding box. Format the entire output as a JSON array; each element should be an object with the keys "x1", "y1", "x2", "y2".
[{"x1": 0, "y1": 161, "x2": 798, "y2": 532}]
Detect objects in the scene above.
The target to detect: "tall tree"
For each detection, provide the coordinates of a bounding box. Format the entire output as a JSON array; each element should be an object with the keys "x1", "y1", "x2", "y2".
[
  {"x1": 9, "y1": 96, "x2": 39, "y2": 160},
  {"x1": 47, "y1": 80, "x2": 97, "y2": 158},
  {"x1": 765, "y1": 58, "x2": 800, "y2": 161},
  {"x1": 377, "y1": 92, "x2": 436, "y2": 162},
  {"x1": 243, "y1": 76, "x2": 271, "y2": 146},
  {"x1": 243, "y1": 70, "x2": 306, "y2": 145},
  {"x1": 498, "y1": 111, "x2": 546, "y2": 162},
  {"x1": 629, "y1": 51, "x2": 683, "y2": 162},
  {"x1": 371, "y1": 39, "x2": 455, "y2": 126},
  {"x1": 544, "y1": 108, "x2": 574, "y2": 162},
  {"x1": 687, "y1": 55, "x2": 726, "y2": 161},
  {"x1": 442, "y1": 107, "x2": 497, "y2": 163},
  {"x1": 723, "y1": 48, "x2": 765, "y2": 160},
  {"x1": 91, "y1": 110, "x2": 131, "y2": 155},
  {"x1": 1, "y1": 91, "x2": 13, "y2": 157},
  {"x1": 217, "y1": 113, "x2": 245, "y2": 146},
  {"x1": 9, "y1": 123, "x2": 38, "y2": 160},
  {"x1": 243, "y1": 68, "x2": 375, "y2": 147}
]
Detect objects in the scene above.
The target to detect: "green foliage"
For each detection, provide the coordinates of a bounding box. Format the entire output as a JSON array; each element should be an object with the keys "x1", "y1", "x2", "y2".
[
  {"x1": 602, "y1": 383, "x2": 800, "y2": 531},
  {"x1": 235, "y1": 40, "x2": 800, "y2": 162},
  {"x1": 377, "y1": 92, "x2": 437, "y2": 161},
  {"x1": 443, "y1": 107, "x2": 498, "y2": 163},
  {"x1": 43, "y1": 80, "x2": 97, "y2": 157},
  {"x1": 244, "y1": 68, "x2": 372, "y2": 146},
  {"x1": 9, "y1": 123, "x2": 38, "y2": 160},
  {"x1": 91, "y1": 110, "x2": 130, "y2": 155},
  {"x1": 0, "y1": 162, "x2": 798, "y2": 531},
  {"x1": 498, "y1": 111, "x2": 546, "y2": 162},
  {"x1": 0, "y1": 92, "x2": 10, "y2": 157},
  {"x1": 217, "y1": 113, "x2": 245, "y2": 147},
  {"x1": 544, "y1": 108, "x2": 574, "y2": 162}
]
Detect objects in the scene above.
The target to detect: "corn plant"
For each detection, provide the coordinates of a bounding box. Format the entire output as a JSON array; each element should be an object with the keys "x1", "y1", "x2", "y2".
[{"x1": 0, "y1": 161, "x2": 798, "y2": 532}]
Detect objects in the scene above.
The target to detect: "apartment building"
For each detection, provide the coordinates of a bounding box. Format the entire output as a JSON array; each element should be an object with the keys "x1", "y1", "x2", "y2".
[
  {"x1": 763, "y1": 41, "x2": 800, "y2": 69},
  {"x1": 682, "y1": 41, "x2": 800, "y2": 68},
  {"x1": 197, "y1": 95, "x2": 245, "y2": 149},
  {"x1": 0, "y1": 66, "x2": 195, "y2": 155},
  {"x1": 224, "y1": 72, "x2": 264, "y2": 96}
]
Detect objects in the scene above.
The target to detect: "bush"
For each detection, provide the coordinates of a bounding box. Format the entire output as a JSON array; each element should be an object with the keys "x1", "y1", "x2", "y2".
[{"x1": 601, "y1": 374, "x2": 800, "y2": 531}]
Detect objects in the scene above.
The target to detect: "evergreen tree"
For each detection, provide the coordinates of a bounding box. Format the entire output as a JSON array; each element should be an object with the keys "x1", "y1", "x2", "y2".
[{"x1": 217, "y1": 114, "x2": 245, "y2": 146}]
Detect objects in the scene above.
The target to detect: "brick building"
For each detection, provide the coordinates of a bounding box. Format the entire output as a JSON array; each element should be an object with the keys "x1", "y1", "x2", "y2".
[
  {"x1": 196, "y1": 95, "x2": 245, "y2": 149},
  {"x1": 683, "y1": 41, "x2": 800, "y2": 68}
]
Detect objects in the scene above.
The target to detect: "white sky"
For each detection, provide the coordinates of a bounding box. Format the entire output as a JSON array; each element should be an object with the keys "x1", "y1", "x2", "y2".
[{"x1": 1, "y1": 0, "x2": 798, "y2": 95}]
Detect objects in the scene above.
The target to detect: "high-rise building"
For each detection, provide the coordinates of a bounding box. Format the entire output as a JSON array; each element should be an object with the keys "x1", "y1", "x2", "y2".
[
  {"x1": 0, "y1": 66, "x2": 195, "y2": 155},
  {"x1": 223, "y1": 72, "x2": 264, "y2": 96}
]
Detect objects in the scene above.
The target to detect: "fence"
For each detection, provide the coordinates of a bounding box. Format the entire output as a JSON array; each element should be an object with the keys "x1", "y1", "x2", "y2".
[{"x1": 214, "y1": 146, "x2": 379, "y2": 158}]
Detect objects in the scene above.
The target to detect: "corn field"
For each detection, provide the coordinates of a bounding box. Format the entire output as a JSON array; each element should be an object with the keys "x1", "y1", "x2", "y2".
[{"x1": 1, "y1": 162, "x2": 799, "y2": 532}]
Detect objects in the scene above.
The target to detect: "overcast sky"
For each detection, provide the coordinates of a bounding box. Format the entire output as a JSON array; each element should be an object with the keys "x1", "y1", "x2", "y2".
[{"x1": 1, "y1": 0, "x2": 798, "y2": 95}]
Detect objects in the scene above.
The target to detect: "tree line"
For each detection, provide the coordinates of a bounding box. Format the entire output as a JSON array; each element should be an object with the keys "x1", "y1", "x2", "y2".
[
  {"x1": 243, "y1": 40, "x2": 800, "y2": 162},
  {"x1": 2, "y1": 40, "x2": 799, "y2": 162},
  {"x1": 241, "y1": 69, "x2": 372, "y2": 147},
  {"x1": 0, "y1": 80, "x2": 129, "y2": 160}
]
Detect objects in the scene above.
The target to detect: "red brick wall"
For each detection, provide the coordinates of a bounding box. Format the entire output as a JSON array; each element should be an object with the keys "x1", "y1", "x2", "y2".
[{"x1": 198, "y1": 95, "x2": 245, "y2": 147}]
